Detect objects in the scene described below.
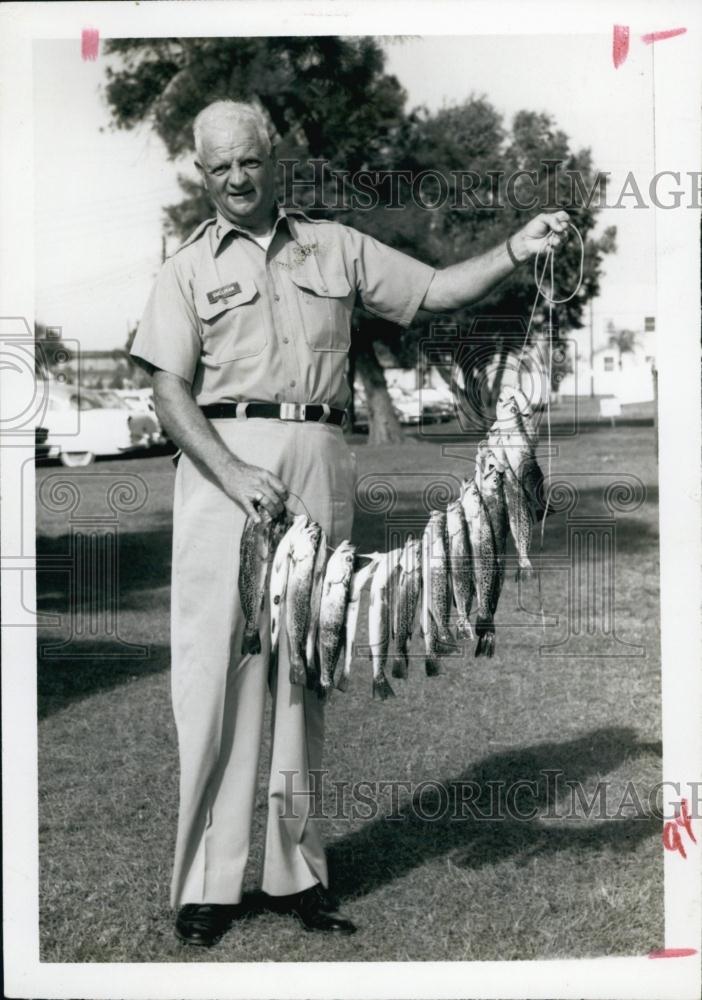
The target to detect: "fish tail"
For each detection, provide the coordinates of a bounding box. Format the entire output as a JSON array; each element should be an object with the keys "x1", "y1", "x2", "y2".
[
  {"x1": 474, "y1": 620, "x2": 495, "y2": 658},
  {"x1": 289, "y1": 656, "x2": 307, "y2": 687},
  {"x1": 425, "y1": 655, "x2": 441, "y2": 676},
  {"x1": 372, "y1": 672, "x2": 395, "y2": 701},
  {"x1": 391, "y1": 652, "x2": 408, "y2": 679},
  {"x1": 335, "y1": 667, "x2": 350, "y2": 692},
  {"x1": 242, "y1": 631, "x2": 261, "y2": 656}
]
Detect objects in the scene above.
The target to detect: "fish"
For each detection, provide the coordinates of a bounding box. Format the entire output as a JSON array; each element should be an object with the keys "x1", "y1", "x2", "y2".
[
  {"x1": 239, "y1": 514, "x2": 280, "y2": 656},
  {"x1": 336, "y1": 556, "x2": 380, "y2": 692},
  {"x1": 285, "y1": 522, "x2": 323, "y2": 685},
  {"x1": 391, "y1": 537, "x2": 423, "y2": 679},
  {"x1": 495, "y1": 386, "x2": 538, "y2": 447},
  {"x1": 421, "y1": 510, "x2": 453, "y2": 674},
  {"x1": 368, "y1": 548, "x2": 402, "y2": 699},
  {"x1": 317, "y1": 540, "x2": 356, "y2": 697},
  {"x1": 489, "y1": 389, "x2": 545, "y2": 580},
  {"x1": 269, "y1": 514, "x2": 308, "y2": 671},
  {"x1": 420, "y1": 511, "x2": 452, "y2": 675},
  {"x1": 304, "y1": 527, "x2": 329, "y2": 691},
  {"x1": 446, "y1": 499, "x2": 475, "y2": 639},
  {"x1": 464, "y1": 445, "x2": 508, "y2": 657}
]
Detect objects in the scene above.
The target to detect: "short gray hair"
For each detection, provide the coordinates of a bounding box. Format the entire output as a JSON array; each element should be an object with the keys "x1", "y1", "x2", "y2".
[{"x1": 193, "y1": 100, "x2": 272, "y2": 158}]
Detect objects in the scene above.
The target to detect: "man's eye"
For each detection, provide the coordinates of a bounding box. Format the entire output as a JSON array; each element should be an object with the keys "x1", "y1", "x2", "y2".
[{"x1": 243, "y1": 160, "x2": 261, "y2": 168}]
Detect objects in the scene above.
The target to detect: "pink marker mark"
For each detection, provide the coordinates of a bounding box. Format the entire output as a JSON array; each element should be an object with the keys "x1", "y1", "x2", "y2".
[
  {"x1": 641, "y1": 27, "x2": 687, "y2": 44},
  {"x1": 81, "y1": 28, "x2": 100, "y2": 61},
  {"x1": 612, "y1": 25, "x2": 630, "y2": 68},
  {"x1": 649, "y1": 948, "x2": 698, "y2": 959}
]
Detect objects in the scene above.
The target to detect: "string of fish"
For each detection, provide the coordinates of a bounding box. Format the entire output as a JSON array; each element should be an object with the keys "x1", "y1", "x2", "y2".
[{"x1": 239, "y1": 222, "x2": 585, "y2": 701}]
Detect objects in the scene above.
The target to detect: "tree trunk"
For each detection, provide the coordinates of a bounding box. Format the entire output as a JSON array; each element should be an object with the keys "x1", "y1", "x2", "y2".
[{"x1": 355, "y1": 339, "x2": 405, "y2": 446}]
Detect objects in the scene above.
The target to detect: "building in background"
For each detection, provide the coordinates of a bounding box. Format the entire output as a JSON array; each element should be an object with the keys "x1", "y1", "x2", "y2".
[{"x1": 558, "y1": 313, "x2": 656, "y2": 402}]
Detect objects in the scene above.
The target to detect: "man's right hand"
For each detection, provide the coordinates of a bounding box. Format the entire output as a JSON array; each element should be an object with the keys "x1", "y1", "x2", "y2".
[
  {"x1": 220, "y1": 459, "x2": 289, "y2": 523},
  {"x1": 151, "y1": 371, "x2": 289, "y2": 524}
]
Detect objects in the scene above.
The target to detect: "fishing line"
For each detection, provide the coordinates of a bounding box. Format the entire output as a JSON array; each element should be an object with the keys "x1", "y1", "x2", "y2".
[
  {"x1": 514, "y1": 220, "x2": 585, "y2": 632},
  {"x1": 285, "y1": 489, "x2": 379, "y2": 563}
]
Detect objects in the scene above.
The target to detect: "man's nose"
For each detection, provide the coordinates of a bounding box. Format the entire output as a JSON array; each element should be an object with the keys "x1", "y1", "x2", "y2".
[{"x1": 227, "y1": 164, "x2": 247, "y2": 188}]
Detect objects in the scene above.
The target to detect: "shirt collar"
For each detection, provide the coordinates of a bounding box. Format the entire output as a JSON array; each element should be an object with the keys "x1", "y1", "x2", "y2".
[{"x1": 213, "y1": 203, "x2": 314, "y2": 253}]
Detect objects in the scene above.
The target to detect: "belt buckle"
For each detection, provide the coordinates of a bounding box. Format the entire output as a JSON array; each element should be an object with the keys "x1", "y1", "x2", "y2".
[{"x1": 279, "y1": 402, "x2": 306, "y2": 421}]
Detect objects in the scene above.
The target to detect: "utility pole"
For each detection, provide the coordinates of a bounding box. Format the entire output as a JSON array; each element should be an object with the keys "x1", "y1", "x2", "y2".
[{"x1": 589, "y1": 298, "x2": 595, "y2": 398}]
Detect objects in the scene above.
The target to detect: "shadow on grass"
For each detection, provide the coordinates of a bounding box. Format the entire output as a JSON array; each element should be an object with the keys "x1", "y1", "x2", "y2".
[
  {"x1": 38, "y1": 640, "x2": 170, "y2": 719},
  {"x1": 328, "y1": 726, "x2": 662, "y2": 901},
  {"x1": 36, "y1": 528, "x2": 173, "y2": 614}
]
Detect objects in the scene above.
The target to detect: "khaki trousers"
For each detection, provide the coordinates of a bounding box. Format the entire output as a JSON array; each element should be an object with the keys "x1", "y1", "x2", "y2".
[{"x1": 169, "y1": 417, "x2": 356, "y2": 908}]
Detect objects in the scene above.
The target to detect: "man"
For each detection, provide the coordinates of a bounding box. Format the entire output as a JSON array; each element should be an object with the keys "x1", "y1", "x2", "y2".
[{"x1": 130, "y1": 99, "x2": 569, "y2": 947}]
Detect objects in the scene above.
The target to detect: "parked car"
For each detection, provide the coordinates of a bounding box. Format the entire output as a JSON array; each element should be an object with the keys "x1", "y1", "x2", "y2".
[
  {"x1": 42, "y1": 382, "x2": 162, "y2": 466},
  {"x1": 35, "y1": 425, "x2": 60, "y2": 462}
]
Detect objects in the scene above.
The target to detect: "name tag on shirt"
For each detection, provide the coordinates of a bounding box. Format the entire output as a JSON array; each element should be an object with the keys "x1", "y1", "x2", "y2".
[{"x1": 207, "y1": 282, "x2": 241, "y2": 304}]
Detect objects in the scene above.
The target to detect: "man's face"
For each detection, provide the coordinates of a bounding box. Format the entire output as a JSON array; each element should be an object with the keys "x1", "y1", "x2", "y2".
[{"x1": 196, "y1": 121, "x2": 276, "y2": 232}]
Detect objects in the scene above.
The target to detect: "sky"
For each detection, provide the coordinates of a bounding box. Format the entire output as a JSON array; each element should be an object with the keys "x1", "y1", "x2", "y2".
[{"x1": 34, "y1": 34, "x2": 659, "y2": 353}]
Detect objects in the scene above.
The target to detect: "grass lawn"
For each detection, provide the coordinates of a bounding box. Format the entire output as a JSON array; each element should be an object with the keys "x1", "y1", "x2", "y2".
[{"x1": 36, "y1": 417, "x2": 663, "y2": 962}]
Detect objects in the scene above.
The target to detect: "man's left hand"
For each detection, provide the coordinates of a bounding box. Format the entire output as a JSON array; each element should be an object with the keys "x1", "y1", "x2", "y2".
[{"x1": 511, "y1": 210, "x2": 570, "y2": 262}]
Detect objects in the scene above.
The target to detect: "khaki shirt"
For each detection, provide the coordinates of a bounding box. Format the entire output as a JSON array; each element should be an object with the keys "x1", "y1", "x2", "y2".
[{"x1": 130, "y1": 205, "x2": 435, "y2": 410}]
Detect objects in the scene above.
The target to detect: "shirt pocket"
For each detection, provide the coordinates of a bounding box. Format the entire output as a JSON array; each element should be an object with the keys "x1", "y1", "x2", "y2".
[
  {"x1": 286, "y1": 268, "x2": 353, "y2": 353},
  {"x1": 194, "y1": 277, "x2": 266, "y2": 363}
]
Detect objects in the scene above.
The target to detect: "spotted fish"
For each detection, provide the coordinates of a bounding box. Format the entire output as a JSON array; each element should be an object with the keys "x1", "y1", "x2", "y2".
[
  {"x1": 285, "y1": 522, "x2": 323, "y2": 685},
  {"x1": 391, "y1": 537, "x2": 422, "y2": 679},
  {"x1": 318, "y1": 540, "x2": 356, "y2": 697}
]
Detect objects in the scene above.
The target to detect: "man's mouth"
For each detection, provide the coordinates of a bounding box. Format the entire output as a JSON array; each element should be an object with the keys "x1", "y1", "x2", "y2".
[{"x1": 228, "y1": 190, "x2": 255, "y2": 199}]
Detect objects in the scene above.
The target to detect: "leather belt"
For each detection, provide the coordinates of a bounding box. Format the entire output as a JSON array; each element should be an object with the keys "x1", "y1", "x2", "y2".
[{"x1": 200, "y1": 401, "x2": 346, "y2": 426}]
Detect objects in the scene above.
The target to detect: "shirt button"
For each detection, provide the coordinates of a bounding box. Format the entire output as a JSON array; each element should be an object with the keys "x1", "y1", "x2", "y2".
[
  {"x1": 274, "y1": 392, "x2": 282, "y2": 401},
  {"x1": 289, "y1": 380, "x2": 296, "y2": 388},
  {"x1": 274, "y1": 294, "x2": 281, "y2": 302},
  {"x1": 282, "y1": 337, "x2": 289, "y2": 344}
]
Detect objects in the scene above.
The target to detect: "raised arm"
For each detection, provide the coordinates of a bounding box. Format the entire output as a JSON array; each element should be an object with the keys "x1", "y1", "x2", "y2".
[
  {"x1": 420, "y1": 210, "x2": 570, "y2": 312},
  {"x1": 152, "y1": 370, "x2": 287, "y2": 523}
]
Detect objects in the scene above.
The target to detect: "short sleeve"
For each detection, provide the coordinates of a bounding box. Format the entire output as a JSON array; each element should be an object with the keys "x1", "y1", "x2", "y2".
[
  {"x1": 130, "y1": 256, "x2": 201, "y2": 382},
  {"x1": 342, "y1": 226, "x2": 436, "y2": 328}
]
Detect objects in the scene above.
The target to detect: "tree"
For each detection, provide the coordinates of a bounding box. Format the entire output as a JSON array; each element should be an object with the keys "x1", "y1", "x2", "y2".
[{"x1": 606, "y1": 322, "x2": 640, "y2": 368}]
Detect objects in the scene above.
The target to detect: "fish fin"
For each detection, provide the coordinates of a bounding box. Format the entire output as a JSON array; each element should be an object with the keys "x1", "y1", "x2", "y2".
[
  {"x1": 335, "y1": 668, "x2": 350, "y2": 692},
  {"x1": 372, "y1": 673, "x2": 395, "y2": 700},
  {"x1": 474, "y1": 622, "x2": 495, "y2": 658},
  {"x1": 391, "y1": 655, "x2": 408, "y2": 679},
  {"x1": 242, "y1": 631, "x2": 261, "y2": 656},
  {"x1": 425, "y1": 656, "x2": 441, "y2": 677}
]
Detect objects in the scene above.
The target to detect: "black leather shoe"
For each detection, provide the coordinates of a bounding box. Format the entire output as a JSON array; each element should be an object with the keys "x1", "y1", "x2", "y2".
[
  {"x1": 174, "y1": 903, "x2": 238, "y2": 947},
  {"x1": 269, "y1": 886, "x2": 356, "y2": 934},
  {"x1": 266, "y1": 883, "x2": 339, "y2": 914}
]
